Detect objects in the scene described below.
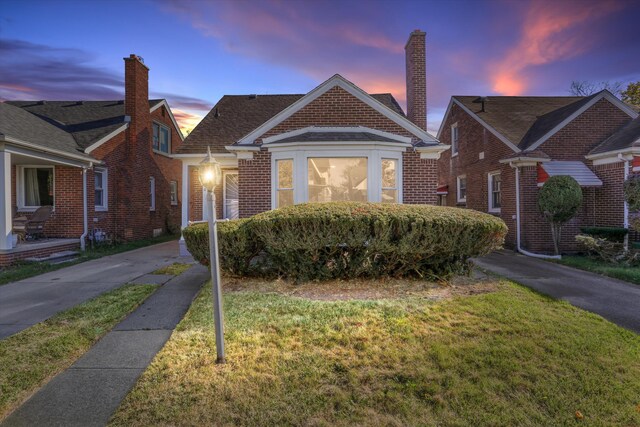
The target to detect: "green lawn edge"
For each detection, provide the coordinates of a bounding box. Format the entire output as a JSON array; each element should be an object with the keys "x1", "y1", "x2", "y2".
[
  {"x1": 0, "y1": 283, "x2": 158, "y2": 420},
  {"x1": 555, "y1": 255, "x2": 640, "y2": 286}
]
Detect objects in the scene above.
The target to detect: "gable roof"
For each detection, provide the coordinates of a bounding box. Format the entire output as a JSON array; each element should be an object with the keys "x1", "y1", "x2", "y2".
[
  {"x1": 441, "y1": 91, "x2": 637, "y2": 153},
  {"x1": 589, "y1": 116, "x2": 640, "y2": 156},
  {"x1": 6, "y1": 100, "x2": 164, "y2": 150},
  {"x1": 177, "y1": 90, "x2": 407, "y2": 154}
]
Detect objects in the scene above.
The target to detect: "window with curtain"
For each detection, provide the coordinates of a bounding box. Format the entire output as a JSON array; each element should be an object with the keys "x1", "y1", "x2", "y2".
[
  {"x1": 381, "y1": 158, "x2": 398, "y2": 203},
  {"x1": 170, "y1": 181, "x2": 178, "y2": 206},
  {"x1": 276, "y1": 159, "x2": 293, "y2": 208},
  {"x1": 22, "y1": 167, "x2": 54, "y2": 207},
  {"x1": 308, "y1": 157, "x2": 367, "y2": 202},
  {"x1": 94, "y1": 168, "x2": 107, "y2": 211}
]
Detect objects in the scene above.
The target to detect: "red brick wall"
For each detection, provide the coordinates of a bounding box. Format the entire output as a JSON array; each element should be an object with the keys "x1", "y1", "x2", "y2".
[
  {"x1": 405, "y1": 30, "x2": 427, "y2": 130},
  {"x1": 188, "y1": 166, "x2": 224, "y2": 222},
  {"x1": 239, "y1": 150, "x2": 271, "y2": 218},
  {"x1": 402, "y1": 151, "x2": 437, "y2": 204},
  {"x1": 0, "y1": 242, "x2": 80, "y2": 267},
  {"x1": 593, "y1": 162, "x2": 625, "y2": 227}
]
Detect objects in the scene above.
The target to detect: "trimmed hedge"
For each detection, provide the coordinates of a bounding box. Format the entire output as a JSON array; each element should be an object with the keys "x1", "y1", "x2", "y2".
[
  {"x1": 183, "y1": 202, "x2": 507, "y2": 281},
  {"x1": 580, "y1": 227, "x2": 628, "y2": 243}
]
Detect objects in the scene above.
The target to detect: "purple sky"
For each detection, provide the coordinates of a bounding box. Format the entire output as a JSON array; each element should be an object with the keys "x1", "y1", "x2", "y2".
[{"x1": 1, "y1": 0, "x2": 639, "y2": 135}]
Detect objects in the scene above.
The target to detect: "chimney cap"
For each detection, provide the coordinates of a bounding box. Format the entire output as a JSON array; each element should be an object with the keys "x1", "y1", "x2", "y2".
[{"x1": 123, "y1": 54, "x2": 149, "y2": 69}]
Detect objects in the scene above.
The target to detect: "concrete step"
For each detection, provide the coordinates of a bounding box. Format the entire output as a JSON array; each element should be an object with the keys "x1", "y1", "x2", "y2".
[{"x1": 25, "y1": 250, "x2": 80, "y2": 264}]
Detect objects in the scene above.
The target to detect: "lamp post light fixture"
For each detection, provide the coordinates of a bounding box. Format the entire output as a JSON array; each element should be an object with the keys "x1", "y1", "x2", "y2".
[{"x1": 198, "y1": 146, "x2": 226, "y2": 364}]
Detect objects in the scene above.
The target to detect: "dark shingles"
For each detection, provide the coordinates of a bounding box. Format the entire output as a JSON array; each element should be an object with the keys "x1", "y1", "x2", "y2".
[
  {"x1": 0, "y1": 103, "x2": 81, "y2": 156},
  {"x1": 274, "y1": 130, "x2": 400, "y2": 144},
  {"x1": 177, "y1": 93, "x2": 406, "y2": 154},
  {"x1": 590, "y1": 116, "x2": 640, "y2": 155},
  {"x1": 453, "y1": 95, "x2": 588, "y2": 149}
]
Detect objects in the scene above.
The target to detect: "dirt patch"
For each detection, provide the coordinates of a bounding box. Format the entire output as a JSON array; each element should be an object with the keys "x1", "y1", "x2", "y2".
[{"x1": 221, "y1": 270, "x2": 500, "y2": 301}]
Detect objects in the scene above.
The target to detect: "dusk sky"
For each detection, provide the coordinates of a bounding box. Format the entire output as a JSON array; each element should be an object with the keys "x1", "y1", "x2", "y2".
[{"x1": 2, "y1": 0, "x2": 639, "y2": 135}]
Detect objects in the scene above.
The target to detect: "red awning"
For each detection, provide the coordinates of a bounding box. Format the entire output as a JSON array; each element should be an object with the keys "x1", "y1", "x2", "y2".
[{"x1": 436, "y1": 185, "x2": 448, "y2": 195}]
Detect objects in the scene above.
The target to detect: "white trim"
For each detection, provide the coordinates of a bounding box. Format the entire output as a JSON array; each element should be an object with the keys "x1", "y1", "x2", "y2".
[
  {"x1": 415, "y1": 144, "x2": 450, "y2": 159},
  {"x1": 456, "y1": 175, "x2": 467, "y2": 203},
  {"x1": 236, "y1": 74, "x2": 438, "y2": 145},
  {"x1": 266, "y1": 140, "x2": 412, "y2": 150},
  {"x1": 16, "y1": 165, "x2": 55, "y2": 212},
  {"x1": 149, "y1": 176, "x2": 156, "y2": 211},
  {"x1": 525, "y1": 91, "x2": 638, "y2": 152},
  {"x1": 94, "y1": 167, "x2": 108, "y2": 211},
  {"x1": 381, "y1": 157, "x2": 400, "y2": 203},
  {"x1": 447, "y1": 98, "x2": 521, "y2": 152},
  {"x1": 272, "y1": 157, "x2": 295, "y2": 209},
  {"x1": 173, "y1": 152, "x2": 237, "y2": 159},
  {"x1": 0, "y1": 150, "x2": 11, "y2": 250},
  {"x1": 487, "y1": 170, "x2": 501, "y2": 213},
  {"x1": 262, "y1": 126, "x2": 413, "y2": 144},
  {"x1": 450, "y1": 122, "x2": 459, "y2": 156},
  {"x1": 84, "y1": 124, "x2": 129, "y2": 153},
  {"x1": 170, "y1": 180, "x2": 178, "y2": 206},
  {"x1": 2, "y1": 135, "x2": 97, "y2": 166},
  {"x1": 150, "y1": 100, "x2": 185, "y2": 141},
  {"x1": 222, "y1": 170, "x2": 239, "y2": 219},
  {"x1": 586, "y1": 147, "x2": 640, "y2": 164},
  {"x1": 499, "y1": 156, "x2": 549, "y2": 167}
]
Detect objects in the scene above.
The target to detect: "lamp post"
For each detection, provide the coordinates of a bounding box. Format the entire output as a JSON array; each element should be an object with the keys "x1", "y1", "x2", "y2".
[{"x1": 198, "y1": 146, "x2": 225, "y2": 364}]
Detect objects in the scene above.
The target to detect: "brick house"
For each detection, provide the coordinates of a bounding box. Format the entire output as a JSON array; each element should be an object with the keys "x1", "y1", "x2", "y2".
[
  {"x1": 176, "y1": 30, "x2": 448, "y2": 254},
  {"x1": 437, "y1": 91, "x2": 639, "y2": 254},
  {"x1": 0, "y1": 55, "x2": 184, "y2": 265}
]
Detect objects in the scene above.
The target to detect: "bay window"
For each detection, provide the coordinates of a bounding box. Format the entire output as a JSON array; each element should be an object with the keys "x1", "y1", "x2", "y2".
[
  {"x1": 381, "y1": 158, "x2": 398, "y2": 203},
  {"x1": 308, "y1": 157, "x2": 367, "y2": 202},
  {"x1": 276, "y1": 159, "x2": 294, "y2": 208}
]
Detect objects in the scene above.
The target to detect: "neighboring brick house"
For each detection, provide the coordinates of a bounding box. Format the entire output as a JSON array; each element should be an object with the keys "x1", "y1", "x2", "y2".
[
  {"x1": 176, "y1": 31, "x2": 448, "y2": 255},
  {"x1": 0, "y1": 55, "x2": 183, "y2": 265},
  {"x1": 437, "y1": 91, "x2": 639, "y2": 254}
]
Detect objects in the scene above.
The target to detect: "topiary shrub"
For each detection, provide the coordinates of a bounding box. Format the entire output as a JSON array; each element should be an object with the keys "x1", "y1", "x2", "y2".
[
  {"x1": 184, "y1": 202, "x2": 507, "y2": 281},
  {"x1": 538, "y1": 175, "x2": 583, "y2": 255}
]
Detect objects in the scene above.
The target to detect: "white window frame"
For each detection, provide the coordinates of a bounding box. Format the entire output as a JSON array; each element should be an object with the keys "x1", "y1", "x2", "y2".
[
  {"x1": 275, "y1": 158, "x2": 294, "y2": 208},
  {"x1": 170, "y1": 180, "x2": 178, "y2": 206},
  {"x1": 16, "y1": 165, "x2": 55, "y2": 212},
  {"x1": 94, "y1": 167, "x2": 108, "y2": 211},
  {"x1": 270, "y1": 147, "x2": 403, "y2": 209},
  {"x1": 150, "y1": 176, "x2": 156, "y2": 211},
  {"x1": 456, "y1": 175, "x2": 467, "y2": 203},
  {"x1": 222, "y1": 171, "x2": 240, "y2": 219},
  {"x1": 488, "y1": 171, "x2": 501, "y2": 213},
  {"x1": 152, "y1": 121, "x2": 171, "y2": 154},
  {"x1": 451, "y1": 123, "x2": 459, "y2": 157},
  {"x1": 381, "y1": 158, "x2": 399, "y2": 203}
]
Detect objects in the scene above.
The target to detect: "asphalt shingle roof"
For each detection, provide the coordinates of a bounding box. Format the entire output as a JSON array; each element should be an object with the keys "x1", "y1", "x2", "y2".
[
  {"x1": 589, "y1": 116, "x2": 640, "y2": 155},
  {"x1": 273, "y1": 130, "x2": 400, "y2": 144},
  {"x1": 453, "y1": 95, "x2": 592, "y2": 150},
  {"x1": 6, "y1": 99, "x2": 163, "y2": 150},
  {"x1": 178, "y1": 93, "x2": 405, "y2": 154}
]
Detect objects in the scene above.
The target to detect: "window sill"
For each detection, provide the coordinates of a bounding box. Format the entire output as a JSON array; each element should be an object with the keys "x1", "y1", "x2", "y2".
[
  {"x1": 95, "y1": 207, "x2": 108, "y2": 212},
  {"x1": 171, "y1": 203, "x2": 178, "y2": 206},
  {"x1": 456, "y1": 201, "x2": 466, "y2": 206},
  {"x1": 452, "y1": 152, "x2": 459, "y2": 158},
  {"x1": 17, "y1": 206, "x2": 55, "y2": 213},
  {"x1": 488, "y1": 209, "x2": 501, "y2": 215},
  {"x1": 152, "y1": 149, "x2": 172, "y2": 158}
]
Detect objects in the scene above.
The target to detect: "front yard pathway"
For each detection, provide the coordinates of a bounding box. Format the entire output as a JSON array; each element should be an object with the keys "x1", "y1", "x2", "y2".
[
  {"x1": 474, "y1": 250, "x2": 640, "y2": 334},
  {"x1": 1, "y1": 264, "x2": 208, "y2": 427},
  {"x1": 0, "y1": 240, "x2": 186, "y2": 339}
]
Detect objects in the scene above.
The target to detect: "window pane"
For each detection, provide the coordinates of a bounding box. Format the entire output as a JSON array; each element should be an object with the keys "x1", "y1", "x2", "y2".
[
  {"x1": 278, "y1": 189, "x2": 293, "y2": 207},
  {"x1": 308, "y1": 157, "x2": 367, "y2": 202},
  {"x1": 153, "y1": 123, "x2": 159, "y2": 149},
  {"x1": 95, "y1": 172, "x2": 103, "y2": 189},
  {"x1": 160, "y1": 127, "x2": 169, "y2": 153},
  {"x1": 277, "y1": 159, "x2": 293, "y2": 189},
  {"x1": 381, "y1": 189, "x2": 397, "y2": 203},
  {"x1": 24, "y1": 167, "x2": 53, "y2": 206},
  {"x1": 95, "y1": 189, "x2": 103, "y2": 206},
  {"x1": 381, "y1": 159, "x2": 396, "y2": 188}
]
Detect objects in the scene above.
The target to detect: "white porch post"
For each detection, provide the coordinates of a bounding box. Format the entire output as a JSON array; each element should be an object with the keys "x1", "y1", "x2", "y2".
[
  {"x1": 179, "y1": 161, "x2": 191, "y2": 256},
  {"x1": 0, "y1": 149, "x2": 12, "y2": 250}
]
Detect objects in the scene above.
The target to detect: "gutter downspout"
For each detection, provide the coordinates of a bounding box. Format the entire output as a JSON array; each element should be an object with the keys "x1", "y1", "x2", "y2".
[
  {"x1": 80, "y1": 167, "x2": 88, "y2": 251},
  {"x1": 619, "y1": 153, "x2": 630, "y2": 251},
  {"x1": 513, "y1": 163, "x2": 561, "y2": 260}
]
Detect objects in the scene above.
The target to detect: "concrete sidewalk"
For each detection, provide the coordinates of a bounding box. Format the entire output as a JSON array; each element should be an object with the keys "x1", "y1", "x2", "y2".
[
  {"x1": 0, "y1": 240, "x2": 188, "y2": 339},
  {"x1": 474, "y1": 250, "x2": 640, "y2": 334},
  {"x1": 2, "y1": 264, "x2": 209, "y2": 427}
]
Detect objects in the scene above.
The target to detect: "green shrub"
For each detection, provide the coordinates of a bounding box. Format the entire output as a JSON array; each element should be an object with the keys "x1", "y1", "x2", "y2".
[
  {"x1": 624, "y1": 173, "x2": 640, "y2": 212},
  {"x1": 183, "y1": 202, "x2": 507, "y2": 281},
  {"x1": 580, "y1": 227, "x2": 628, "y2": 243},
  {"x1": 182, "y1": 219, "x2": 261, "y2": 275},
  {"x1": 538, "y1": 176, "x2": 583, "y2": 255}
]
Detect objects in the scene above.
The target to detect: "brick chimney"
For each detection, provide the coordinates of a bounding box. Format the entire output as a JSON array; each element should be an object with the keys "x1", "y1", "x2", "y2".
[
  {"x1": 124, "y1": 54, "x2": 150, "y2": 147},
  {"x1": 405, "y1": 30, "x2": 427, "y2": 130}
]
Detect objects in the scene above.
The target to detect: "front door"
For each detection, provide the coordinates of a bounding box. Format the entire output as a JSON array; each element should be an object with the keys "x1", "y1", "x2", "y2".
[{"x1": 223, "y1": 172, "x2": 239, "y2": 219}]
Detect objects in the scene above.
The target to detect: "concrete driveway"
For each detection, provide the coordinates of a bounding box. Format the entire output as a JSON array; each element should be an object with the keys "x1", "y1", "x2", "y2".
[
  {"x1": 474, "y1": 250, "x2": 640, "y2": 334},
  {"x1": 0, "y1": 240, "x2": 190, "y2": 339}
]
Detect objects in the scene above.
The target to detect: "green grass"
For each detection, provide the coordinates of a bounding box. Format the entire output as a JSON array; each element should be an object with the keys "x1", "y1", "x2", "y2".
[
  {"x1": 111, "y1": 280, "x2": 640, "y2": 427},
  {"x1": 557, "y1": 255, "x2": 640, "y2": 285},
  {"x1": 0, "y1": 234, "x2": 179, "y2": 286},
  {"x1": 0, "y1": 284, "x2": 157, "y2": 419},
  {"x1": 153, "y1": 262, "x2": 192, "y2": 276}
]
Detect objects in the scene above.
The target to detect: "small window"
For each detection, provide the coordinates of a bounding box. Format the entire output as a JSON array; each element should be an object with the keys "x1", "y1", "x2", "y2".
[
  {"x1": 170, "y1": 181, "x2": 178, "y2": 206},
  {"x1": 438, "y1": 194, "x2": 447, "y2": 206},
  {"x1": 488, "y1": 172, "x2": 501, "y2": 213},
  {"x1": 19, "y1": 166, "x2": 54, "y2": 209},
  {"x1": 457, "y1": 175, "x2": 467, "y2": 203},
  {"x1": 94, "y1": 168, "x2": 108, "y2": 211},
  {"x1": 381, "y1": 158, "x2": 398, "y2": 203},
  {"x1": 451, "y1": 123, "x2": 459, "y2": 155},
  {"x1": 276, "y1": 159, "x2": 293, "y2": 208},
  {"x1": 150, "y1": 176, "x2": 156, "y2": 211},
  {"x1": 152, "y1": 122, "x2": 171, "y2": 154}
]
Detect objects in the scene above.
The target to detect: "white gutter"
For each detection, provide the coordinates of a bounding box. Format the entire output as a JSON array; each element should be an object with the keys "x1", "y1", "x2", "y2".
[
  {"x1": 619, "y1": 153, "x2": 630, "y2": 251},
  {"x1": 80, "y1": 168, "x2": 88, "y2": 251},
  {"x1": 512, "y1": 163, "x2": 561, "y2": 260}
]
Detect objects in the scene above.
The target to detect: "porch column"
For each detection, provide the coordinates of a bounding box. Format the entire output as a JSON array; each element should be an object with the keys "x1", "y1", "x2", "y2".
[
  {"x1": 179, "y1": 161, "x2": 190, "y2": 256},
  {"x1": 0, "y1": 149, "x2": 11, "y2": 250}
]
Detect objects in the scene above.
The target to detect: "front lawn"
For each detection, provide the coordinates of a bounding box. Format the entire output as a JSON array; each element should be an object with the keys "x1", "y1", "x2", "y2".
[
  {"x1": 557, "y1": 255, "x2": 640, "y2": 285},
  {"x1": 0, "y1": 284, "x2": 157, "y2": 419},
  {"x1": 0, "y1": 233, "x2": 179, "y2": 286},
  {"x1": 111, "y1": 278, "x2": 640, "y2": 426}
]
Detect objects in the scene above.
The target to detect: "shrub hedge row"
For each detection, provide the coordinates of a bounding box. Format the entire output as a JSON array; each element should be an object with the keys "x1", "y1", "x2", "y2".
[
  {"x1": 580, "y1": 226, "x2": 628, "y2": 243},
  {"x1": 183, "y1": 202, "x2": 507, "y2": 281}
]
